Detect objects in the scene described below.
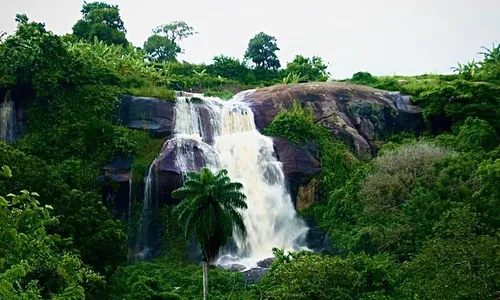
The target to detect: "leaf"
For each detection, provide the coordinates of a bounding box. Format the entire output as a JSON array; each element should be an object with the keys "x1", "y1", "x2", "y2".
[
  {"x1": 0, "y1": 196, "x2": 8, "y2": 207},
  {"x1": 1, "y1": 165, "x2": 12, "y2": 178}
]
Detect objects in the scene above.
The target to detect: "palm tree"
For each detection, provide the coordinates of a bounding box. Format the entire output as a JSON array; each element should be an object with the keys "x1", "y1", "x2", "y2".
[{"x1": 172, "y1": 167, "x2": 247, "y2": 300}]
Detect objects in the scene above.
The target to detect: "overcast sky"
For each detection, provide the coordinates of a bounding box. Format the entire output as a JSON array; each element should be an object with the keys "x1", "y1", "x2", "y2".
[{"x1": 1, "y1": 0, "x2": 499, "y2": 78}]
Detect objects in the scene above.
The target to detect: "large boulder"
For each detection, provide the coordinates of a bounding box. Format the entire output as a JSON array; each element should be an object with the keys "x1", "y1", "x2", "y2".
[
  {"x1": 153, "y1": 138, "x2": 218, "y2": 205},
  {"x1": 243, "y1": 82, "x2": 425, "y2": 158},
  {"x1": 118, "y1": 95, "x2": 175, "y2": 138},
  {"x1": 272, "y1": 137, "x2": 321, "y2": 209}
]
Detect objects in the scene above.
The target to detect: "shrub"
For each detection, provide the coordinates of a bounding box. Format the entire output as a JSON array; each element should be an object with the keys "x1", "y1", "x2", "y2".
[
  {"x1": 260, "y1": 251, "x2": 359, "y2": 300},
  {"x1": 351, "y1": 72, "x2": 376, "y2": 85}
]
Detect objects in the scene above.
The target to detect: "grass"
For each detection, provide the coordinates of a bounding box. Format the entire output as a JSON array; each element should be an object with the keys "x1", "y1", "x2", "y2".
[
  {"x1": 126, "y1": 85, "x2": 176, "y2": 101},
  {"x1": 203, "y1": 89, "x2": 234, "y2": 100},
  {"x1": 131, "y1": 137, "x2": 167, "y2": 183}
]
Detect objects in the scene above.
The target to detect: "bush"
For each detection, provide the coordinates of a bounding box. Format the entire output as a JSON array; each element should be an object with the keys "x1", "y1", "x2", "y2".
[
  {"x1": 109, "y1": 261, "x2": 250, "y2": 300},
  {"x1": 260, "y1": 251, "x2": 359, "y2": 300},
  {"x1": 131, "y1": 138, "x2": 167, "y2": 183},
  {"x1": 351, "y1": 72, "x2": 376, "y2": 85}
]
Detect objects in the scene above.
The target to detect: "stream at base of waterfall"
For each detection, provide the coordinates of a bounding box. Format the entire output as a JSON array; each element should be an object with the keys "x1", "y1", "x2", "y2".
[{"x1": 134, "y1": 90, "x2": 309, "y2": 268}]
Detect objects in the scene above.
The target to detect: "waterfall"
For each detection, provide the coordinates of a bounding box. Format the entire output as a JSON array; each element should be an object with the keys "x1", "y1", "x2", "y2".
[
  {"x1": 135, "y1": 164, "x2": 154, "y2": 261},
  {"x1": 0, "y1": 91, "x2": 17, "y2": 144},
  {"x1": 128, "y1": 171, "x2": 133, "y2": 222},
  {"x1": 172, "y1": 91, "x2": 309, "y2": 267}
]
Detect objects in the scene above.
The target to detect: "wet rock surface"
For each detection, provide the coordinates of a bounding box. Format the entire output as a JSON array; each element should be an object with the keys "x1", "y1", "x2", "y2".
[{"x1": 118, "y1": 95, "x2": 175, "y2": 138}]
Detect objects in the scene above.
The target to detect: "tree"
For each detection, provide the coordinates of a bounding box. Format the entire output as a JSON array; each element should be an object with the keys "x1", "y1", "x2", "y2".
[
  {"x1": 0, "y1": 165, "x2": 105, "y2": 299},
  {"x1": 208, "y1": 55, "x2": 249, "y2": 82},
  {"x1": 285, "y1": 55, "x2": 329, "y2": 82},
  {"x1": 143, "y1": 34, "x2": 179, "y2": 62},
  {"x1": 172, "y1": 168, "x2": 247, "y2": 300},
  {"x1": 244, "y1": 32, "x2": 281, "y2": 69},
  {"x1": 145, "y1": 21, "x2": 196, "y2": 62},
  {"x1": 72, "y1": 1, "x2": 128, "y2": 46},
  {"x1": 153, "y1": 21, "x2": 197, "y2": 44}
]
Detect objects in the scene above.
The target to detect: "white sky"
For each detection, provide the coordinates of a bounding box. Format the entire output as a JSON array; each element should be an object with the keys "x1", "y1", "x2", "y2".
[{"x1": 1, "y1": 0, "x2": 499, "y2": 78}]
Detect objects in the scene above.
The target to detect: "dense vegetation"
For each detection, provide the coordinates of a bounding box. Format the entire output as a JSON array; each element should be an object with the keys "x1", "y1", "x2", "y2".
[{"x1": 0, "y1": 1, "x2": 499, "y2": 299}]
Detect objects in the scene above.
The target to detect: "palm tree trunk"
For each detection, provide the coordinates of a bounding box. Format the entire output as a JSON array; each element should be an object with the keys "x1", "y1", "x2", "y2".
[{"x1": 203, "y1": 261, "x2": 209, "y2": 300}]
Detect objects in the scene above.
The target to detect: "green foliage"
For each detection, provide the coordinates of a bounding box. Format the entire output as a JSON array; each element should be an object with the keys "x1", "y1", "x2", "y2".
[
  {"x1": 261, "y1": 250, "x2": 397, "y2": 300},
  {"x1": 157, "y1": 206, "x2": 189, "y2": 262},
  {"x1": 145, "y1": 21, "x2": 196, "y2": 63},
  {"x1": 72, "y1": 2, "x2": 128, "y2": 46},
  {"x1": 172, "y1": 168, "x2": 247, "y2": 263},
  {"x1": 415, "y1": 80, "x2": 500, "y2": 133},
  {"x1": 0, "y1": 167, "x2": 105, "y2": 300},
  {"x1": 131, "y1": 138, "x2": 167, "y2": 183},
  {"x1": 351, "y1": 71, "x2": 376, "y2": 85},
  {"x1": 109, "y1": 261, "x2": 249, "y2": 300},
  {"x1": 244, "y1": 32, "x2": 281, "y2": 69},
  {"x1": 207, "y1": 55, "x2": 249, "y2": 83},
  {"x1": 127, "y1": 85, "x2": 176, "y2": 101},
  {"x1": 457, "y1": 117, "x2": 498, "y2": 151},
  {"x1": 280, "y1": 71, "x2": 308, "y2": 84},
  {"x1": 400, "y1": 236, "x2": 500, "y2": 299},
  {"x1": 0, "y1": 143, "x2": 127, "y2": 279},
  {"x1": 153, "y1": 21, "x2": 197, "y2": 44},
  {"x1": 263, "y1": 101, "x2": 316, "y2": 144},
  {"x1": 143, "y1": 34, "x2": 180, "y2": 62},
  {"x1": 285, "y1": 55, "x2": 329, "y2": 82},
  {"x1": 264, "y1": 101, "x2": 358, "y2": 192},
  {"x1": 203, "y1": 89, "x2": 234, "y2": 100}
]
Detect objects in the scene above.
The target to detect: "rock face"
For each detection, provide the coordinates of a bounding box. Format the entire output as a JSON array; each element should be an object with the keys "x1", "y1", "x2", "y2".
[
  {"x1": 243, "y1": 82, "x2": 425, "y2": 158},
  {"x1": 272, "y1": 137, "x2": 321, "y2": 209},
  {"x1": 153, "y1": 138, "x2": 214, "y2": 206},
  {"x1": 118, "y1": 95, "x2": 175, "y2": 138},
  {"x1": 96, "y1": 156, "x2": 134, "y2": 220},
  {"x1": 0, "y1": 90, "x2": 27, "y2": 144},
  {"x1": 112, "y1": 84, "x2": 424, "y2": 213}
]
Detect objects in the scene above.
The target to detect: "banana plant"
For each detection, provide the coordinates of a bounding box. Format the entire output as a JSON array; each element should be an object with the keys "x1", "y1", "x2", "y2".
[
  {"x1": 280, "y1": 72, "x2": 308, "y2": 84},
  {"x1": 193, "y1": 69, "x2": 208, "y2": 89}
]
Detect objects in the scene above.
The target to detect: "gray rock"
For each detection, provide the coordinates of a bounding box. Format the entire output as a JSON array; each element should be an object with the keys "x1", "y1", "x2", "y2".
[
  {"x1": 243, "y1": 268, "x2": 268, "y2": 284},
  {"x1": 257, "y1": 257, "x2": 275, "y2": 268},
  {"x1": 219, "y1": 264, "x2": 246, "y2": 272},
  {"x1": 118, "y1": 95, "x2": 175, "y2": 138}
]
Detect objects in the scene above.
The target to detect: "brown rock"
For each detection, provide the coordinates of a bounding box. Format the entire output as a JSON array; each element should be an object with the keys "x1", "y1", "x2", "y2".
[
  {"x1": 296, "y1": 177, "x2": 320, "y2": 210},
  {"x1": 243, "y1": 82, "x2": 424, "y2": 158}
]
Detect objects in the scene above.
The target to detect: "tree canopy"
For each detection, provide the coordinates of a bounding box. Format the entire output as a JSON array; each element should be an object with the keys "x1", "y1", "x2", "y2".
[
  {"x1": 244, "y1": 32, "x2": 281, "y2": 69},
  {"x1": 285, "y1": 55, "x2": 329, "y2": 82},
  {"x1": 72, "y1": 1, "x2": 128, "y2": 46}
]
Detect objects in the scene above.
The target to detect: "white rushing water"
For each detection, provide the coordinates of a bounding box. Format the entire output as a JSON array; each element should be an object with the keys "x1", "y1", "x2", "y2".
[
  {"x1": 0, "y1": 91, "x2": 17, "y2": 144},
  {"x1": 172, "y1": 91, "x2": 309, "y2": 267},
  {"x1": 135, "y1": 164, "x2": 154, "y2": 261}
]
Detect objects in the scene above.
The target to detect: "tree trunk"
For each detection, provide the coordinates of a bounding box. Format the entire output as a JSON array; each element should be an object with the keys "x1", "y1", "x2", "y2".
[{"x1": 202, "y1": 261, "x2": 209, "y2": 300}]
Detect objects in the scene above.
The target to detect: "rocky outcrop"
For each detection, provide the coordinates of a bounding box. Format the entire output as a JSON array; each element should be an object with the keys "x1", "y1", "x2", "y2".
[
  {"x1": 118, "y1": 95, "x2": 175, "y2": 138},
  {"x1": 272, "y1": 137, "x2": 321, "y2": 209},
  {"x1": 153, "y1": 138, "x2": 218, "y2": 205},
  {"x1": 113, "y1": 84, "x2": 424, "y2": 212},
  {"x1": 243, "y1": 82, "x2": 425, "y2": 158},
  {"x1": 96, "y1": 156, "x2": 133, "y2": 220}
]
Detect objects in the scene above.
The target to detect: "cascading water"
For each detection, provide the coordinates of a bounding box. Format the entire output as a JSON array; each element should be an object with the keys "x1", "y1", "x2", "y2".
[
  {"x1": 171, "y1": 91, "x2": 309, "y2": 267},
  {"x1": 0, "y1": 91, "x2": 17, "y2": 144},
  {"x1": 135, "y1": 164, "x2": 154, "y2": 261}
]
